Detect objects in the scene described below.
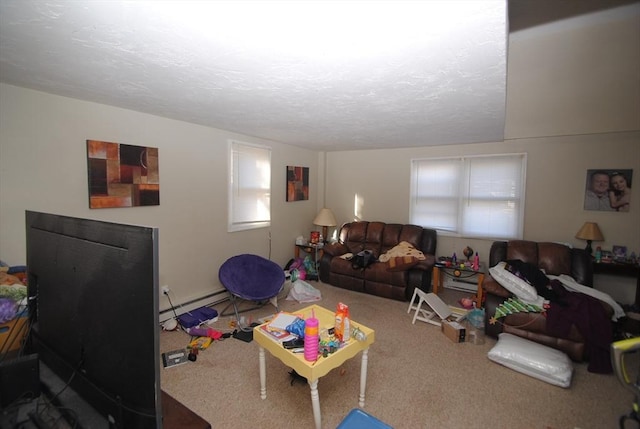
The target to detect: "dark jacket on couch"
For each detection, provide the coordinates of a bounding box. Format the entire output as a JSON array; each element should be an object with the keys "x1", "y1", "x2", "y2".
[{"x1": 319, "y1": 221, "x2": 437, "y2": 301}]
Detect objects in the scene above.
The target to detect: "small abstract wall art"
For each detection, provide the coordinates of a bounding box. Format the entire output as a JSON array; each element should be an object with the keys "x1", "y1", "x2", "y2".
[
  {"x1": 286, "y1": 166, "x2": 309, "y2": 202},
  {"x1": 87, "y1": 140, "x2": 160, "y2": 208}
]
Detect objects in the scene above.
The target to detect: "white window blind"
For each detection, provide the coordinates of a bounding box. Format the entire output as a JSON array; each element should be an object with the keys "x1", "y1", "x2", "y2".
[
  {"x1": 410, "y1": 154, "x2": 526, "y2": 239},
  {"x1": 228, "y1": 140, "x2": 271, "y2": 232}
]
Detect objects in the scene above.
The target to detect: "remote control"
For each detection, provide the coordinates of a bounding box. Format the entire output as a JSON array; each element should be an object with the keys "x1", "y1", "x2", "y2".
[{"x1": 283, "y1": 338, "x2": 304, "y2": 349}]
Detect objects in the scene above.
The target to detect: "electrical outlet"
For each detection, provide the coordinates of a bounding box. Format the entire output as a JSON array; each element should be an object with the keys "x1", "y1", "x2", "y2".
[{"x1": 162, "y1": 285, "x2": 170, "y2": 295}]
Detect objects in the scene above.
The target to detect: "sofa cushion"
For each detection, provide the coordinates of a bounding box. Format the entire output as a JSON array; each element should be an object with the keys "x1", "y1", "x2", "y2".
[
  {"x1": 344, "y1": 222, "x2": 368, "y2": 254},
  {"x1": 330, "y1": 257, "x2": 366, "y2": 278},
  {"x1": 489, "y1": 261, "x2": 538, "y2": 302},
  {"x1": 362, "y1": 263, "x2": 408, "y2": 286},
  {"x1": 363, "y1": 222, "x2": 385, "y2": 258},
  {"x1": 537, "y1": 242, "x2": 572, "y2": 275},
  {"x1": 323, "y1": 242, "x2": 349, "y2": 257},
  {"x1": 381, "y1": 223, "x2": 403, "y2": 253},
  {"x1": 505, "y1": 240, "x2": 538, "y2": 265},
  {"x1": 398, "y1": 225, "x2": 423, "y2": 249}
]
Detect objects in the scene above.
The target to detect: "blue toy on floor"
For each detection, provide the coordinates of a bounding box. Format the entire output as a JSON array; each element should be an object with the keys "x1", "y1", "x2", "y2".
[{"x1": 337, "y1": 408, "x2": 392, "y2": 429}]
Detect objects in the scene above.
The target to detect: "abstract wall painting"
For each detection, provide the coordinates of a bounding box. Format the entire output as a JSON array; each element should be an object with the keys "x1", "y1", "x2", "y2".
[
  {"x1": 87, "y1": 140, "x2": 160, "y2": 209},
  {"x1": 286, "y1": 166, "x2": 309, "y2": 202}
]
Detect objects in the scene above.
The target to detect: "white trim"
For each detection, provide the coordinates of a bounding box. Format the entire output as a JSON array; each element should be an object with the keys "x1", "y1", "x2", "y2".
[{"x1": 159, "y1": 289, "x2": 229, "y2": 324}]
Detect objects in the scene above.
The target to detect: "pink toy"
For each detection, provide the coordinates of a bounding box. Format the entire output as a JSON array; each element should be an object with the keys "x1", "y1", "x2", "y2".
[
  {"x1": 187, "y1": 327, "x2": 223, "y2": 340},
  {"x1": 472, "y1": 252, "x2": 480, "y2": 271},
  {"x1": 459, "y1": 297, "x2": 474, "y2": 309}
]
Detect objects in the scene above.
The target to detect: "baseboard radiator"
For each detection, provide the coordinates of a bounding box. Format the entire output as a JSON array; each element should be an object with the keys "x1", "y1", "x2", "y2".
[
  {"x1": 443, "y1": 276, "x2": 477, "y2": 293},
  {"x1": 159, "y1": 289, "x2": 229, "y2": 323}
]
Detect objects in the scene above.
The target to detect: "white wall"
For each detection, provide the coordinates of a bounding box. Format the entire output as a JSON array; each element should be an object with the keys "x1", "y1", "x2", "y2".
[
  {"x1": 322, "y1": 4, "x2": 640, "y2": 302},
  {"x1": 0, "y1": 84, "x2": 320, "y2": 312},
  {"x1": 505, "y1": 3, "x2": 640, "y2": 138}
]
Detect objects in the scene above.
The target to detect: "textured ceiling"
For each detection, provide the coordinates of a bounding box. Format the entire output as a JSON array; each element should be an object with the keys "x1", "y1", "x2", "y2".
[{"x1": 0, "y1": 1, "x2": 508, "y2": 151}]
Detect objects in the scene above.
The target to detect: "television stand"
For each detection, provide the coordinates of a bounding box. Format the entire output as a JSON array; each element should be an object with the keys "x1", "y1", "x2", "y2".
[{"x1": 1, "y1": 359, "x2": 209, "y2": 429}]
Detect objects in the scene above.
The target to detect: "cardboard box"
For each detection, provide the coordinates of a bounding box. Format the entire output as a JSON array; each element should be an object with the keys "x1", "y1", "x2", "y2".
[{"x1": 442, "y1": 320, "x2": 466, "y2": 343}]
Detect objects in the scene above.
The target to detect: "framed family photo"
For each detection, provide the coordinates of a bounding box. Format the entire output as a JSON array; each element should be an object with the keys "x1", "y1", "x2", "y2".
[{"x1": 583, "y1": 168, "x2": 632, "y2": 212}]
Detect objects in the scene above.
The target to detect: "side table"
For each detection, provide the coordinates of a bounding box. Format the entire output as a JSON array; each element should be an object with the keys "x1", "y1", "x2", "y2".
[
  {"x1": 593, "y1": 262, "x2": 640, "y2": 307},
  {"x1": 294, "y1": 243, "x2": 324, "y2": 280},
  {"x1": 432, "y1": 262, "x2": 485, "y2": 308}
]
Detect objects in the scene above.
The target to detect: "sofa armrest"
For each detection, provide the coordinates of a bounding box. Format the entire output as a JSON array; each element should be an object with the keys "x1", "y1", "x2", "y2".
[
  {"x1": 412, "y1": 254, "x2": 436, "y2": 271},
  {"x1": 482, "y1": 274, "x2": 512, "y2": 338},
  {"x1": 484, "y1": 292, "x2": 506, "y2": 338},
  {"x1": 323, "y1": 242, "x2": 349, "y2": 257},
  {"x1": 319, "y1": 242, "x2": 349, "y2": 283},
  {"x1": 482, "y1": 274, "x2": 511, "y2": 298}
]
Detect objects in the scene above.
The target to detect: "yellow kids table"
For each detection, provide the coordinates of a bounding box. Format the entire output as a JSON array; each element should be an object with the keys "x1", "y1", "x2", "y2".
[{"x1": 253, "y1": 304, "x2": 375, "y2": 429}]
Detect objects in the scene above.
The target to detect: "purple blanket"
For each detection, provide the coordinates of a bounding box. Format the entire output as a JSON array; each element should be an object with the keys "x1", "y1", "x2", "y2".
[{"x1": 545, "y1": 279, "x2": 613, "y2": 374}]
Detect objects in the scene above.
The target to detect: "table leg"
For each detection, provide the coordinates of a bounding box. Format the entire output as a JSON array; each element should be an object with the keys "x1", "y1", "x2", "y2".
[
  {"x1": 359, "y1": 348, "x2": 369, "y2": 407},
  {"x1": 432, "y1": 266, "x2": 441, "y2": 294},
  {"x1": 474, "y1": 273, "x2": 485, "y2": 308},
  {"x1": 308, "y1": 379, "x2": 321, "y2": 429},
  {"x1": 259, "y1": 347, "x2": 267, "y2": 400}
]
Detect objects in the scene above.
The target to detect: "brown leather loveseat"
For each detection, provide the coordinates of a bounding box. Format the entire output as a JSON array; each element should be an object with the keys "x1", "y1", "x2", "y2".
[
  {"x1": 319, "y1": 221, "x2": 437, "y2": 301},
  {"x1": 483, "y1": 240, "x2": 613, "y2": 362}
]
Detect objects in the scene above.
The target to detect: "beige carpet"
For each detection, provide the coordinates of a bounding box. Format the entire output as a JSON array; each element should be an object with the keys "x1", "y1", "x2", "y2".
[{"x1": 160, "y1": 281, "x2": 635, "y2": 429}]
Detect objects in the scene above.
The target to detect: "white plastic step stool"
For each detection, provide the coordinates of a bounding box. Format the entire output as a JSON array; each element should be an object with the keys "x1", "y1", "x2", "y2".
[{"x1": 407, "y1": 288, "x2": 467, "y2": 327}]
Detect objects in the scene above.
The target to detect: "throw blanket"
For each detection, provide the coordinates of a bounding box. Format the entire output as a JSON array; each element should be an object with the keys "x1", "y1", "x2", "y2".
[
  {"x1": 378, "y1": 241, "x2": 425, "y2": 262},
  {"x1": 548, "y1": 274, "x2": 625, "y2": 321},
  {"x1": 546, "y1": 279, "x2": 613, "y2": 374}
]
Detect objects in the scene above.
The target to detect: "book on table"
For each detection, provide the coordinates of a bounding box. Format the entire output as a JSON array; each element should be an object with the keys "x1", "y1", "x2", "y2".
[
  {"x1": 259, "y1": 324, "x2": 297, "y2": 343},
  {"x1": 266, "y1": 312, "x2": 299, "y2": 332}
]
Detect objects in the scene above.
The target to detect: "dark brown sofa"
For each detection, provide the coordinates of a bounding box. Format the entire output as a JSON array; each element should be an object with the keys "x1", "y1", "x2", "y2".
[
  {"x1": 483, "y1": 240, "x2": 613, "y2": 362},
  {"x1": 319, "y1": 221, "x2": 437, "y2": 301}
]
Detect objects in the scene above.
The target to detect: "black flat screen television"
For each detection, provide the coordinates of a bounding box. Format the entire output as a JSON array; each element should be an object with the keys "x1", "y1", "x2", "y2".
[{"x1": 26, "y1": 211, "x2": 161, "y2": 428}]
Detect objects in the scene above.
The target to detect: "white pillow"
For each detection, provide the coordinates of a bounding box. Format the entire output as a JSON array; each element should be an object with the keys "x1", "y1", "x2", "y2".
[
  {"x1": 488, "y1": 333, "x2": 573, "y2": 388},
  {"x1": 489, "y1": 261, "x2": 538, "y2": 302}
]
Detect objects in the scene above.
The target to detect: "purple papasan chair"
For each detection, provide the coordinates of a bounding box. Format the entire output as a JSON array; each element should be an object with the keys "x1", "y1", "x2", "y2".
[{"x1": 218, "y1": 254, "x2": 285, "y2": 330}]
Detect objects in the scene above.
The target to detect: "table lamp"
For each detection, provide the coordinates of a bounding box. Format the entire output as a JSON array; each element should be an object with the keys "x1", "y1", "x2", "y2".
[
  {"x1": 575, "y1": 222, "x2": 604, "y2": 255},
  {"x1": 313, "y1": 208, "x2": 337, "y2": 243}
]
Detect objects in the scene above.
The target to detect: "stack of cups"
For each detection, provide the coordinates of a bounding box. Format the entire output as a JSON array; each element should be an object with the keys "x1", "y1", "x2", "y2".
[{"x1": 304, "y1": 316, "x2": 319, "y2": 362}]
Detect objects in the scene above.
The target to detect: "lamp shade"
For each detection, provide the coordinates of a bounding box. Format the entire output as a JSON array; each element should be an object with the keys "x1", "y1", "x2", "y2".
[
  {"x1": 313, "y1": 208, "x2": 337, "y2": 227},
  {"x1": 575, "y1": 222, "x2": 604, "y2": 241}
]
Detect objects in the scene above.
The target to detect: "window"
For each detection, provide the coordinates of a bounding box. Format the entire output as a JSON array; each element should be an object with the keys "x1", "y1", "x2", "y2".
[
  {"x1": 228, "y1": 140, "x2": 271, "y2": 232},
  {"x1": 410, "y1": 154, "x2": 527, "y2": 239}
]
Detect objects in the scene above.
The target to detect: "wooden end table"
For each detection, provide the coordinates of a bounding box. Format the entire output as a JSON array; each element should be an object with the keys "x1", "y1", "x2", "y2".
[
  {"x1": 432, "y1": 262, "x2": 486, "y2": 308},
  {"x1": 253, "y1": 304, "x2": 375, "y2": 429},
  {"x1": 593, "y1": 261, "x2": 640, "y2": 307}
]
